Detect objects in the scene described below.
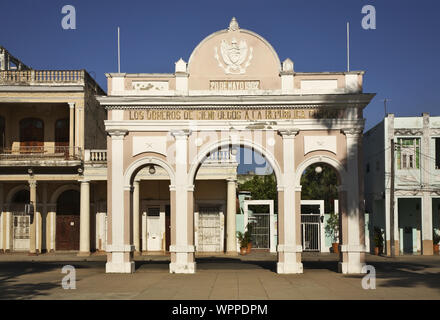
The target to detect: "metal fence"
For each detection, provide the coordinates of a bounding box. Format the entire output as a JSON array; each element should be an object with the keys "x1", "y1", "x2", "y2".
[
  {"x1": 248, "y1": 213, "x2": 270, "y2": 249},
  {"x1": 301, "y1": 214, "x2": 321, "y2": 252}
]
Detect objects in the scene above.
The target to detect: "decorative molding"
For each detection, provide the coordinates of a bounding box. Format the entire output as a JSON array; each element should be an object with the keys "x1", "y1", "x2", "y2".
[
  {"x1": 214, "y1": 38, "x2": 253, "y2": 75},
  {"x1": 107, "y1": 129, "x2": 128, "y2": 139},
  {"x1": 394, "y1": 129, "x2": 423, "y2": 136},
  {"x1": 341, "y1": 127, "x2": 363, "y2": 136},
  {"x1": 304, "y1": 135, "x2": 337, "y2": 155},
  {"x1": 132, "y1": 136, "x2": 167, "y2": 157},
  {"x1": 278, "y1": 128, "x2": 300, "y2": 137},
  {"x1": 171, "y1": 129, "x2": 191, "y2": 139}
]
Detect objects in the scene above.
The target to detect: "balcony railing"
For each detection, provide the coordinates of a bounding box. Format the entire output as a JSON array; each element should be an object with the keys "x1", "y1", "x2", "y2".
[
  {"x1": 0, "y1": 146, "x2": 82, "y2": 161},
  {"x1": 0, "y1": 70, "x2": 85, "y2": 84},
  {"x1": 85, "y1": 149, "x2": 107, "y2": 162},
  {"x1": 0, "y1": 70, "x2": 105, "y2": 95}
]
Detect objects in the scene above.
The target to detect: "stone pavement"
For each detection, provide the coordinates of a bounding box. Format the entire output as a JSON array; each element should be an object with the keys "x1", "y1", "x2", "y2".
[{"x1": 0, "y1": 251, "x2": 439, "y2": 300}]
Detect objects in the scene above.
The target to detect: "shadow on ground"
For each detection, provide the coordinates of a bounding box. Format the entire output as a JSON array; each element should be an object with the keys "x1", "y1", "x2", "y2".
[
  {"x1": 0, "y1": 261, "x2": 100, "y2": 299},
  {"x1": 346, "y1": 259, "x2": 440, "y2": 292}
]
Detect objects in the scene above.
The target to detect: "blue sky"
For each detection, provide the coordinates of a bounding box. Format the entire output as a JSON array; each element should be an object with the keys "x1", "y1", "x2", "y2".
[{"x1": 1, "y1": 0, "x2": 439, "y2": 172}]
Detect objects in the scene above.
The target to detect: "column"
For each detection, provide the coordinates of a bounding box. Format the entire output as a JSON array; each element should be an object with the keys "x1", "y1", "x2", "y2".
[
  {"x1": 79, "y1": 180, "x2": 90, "y2": 256},
  {"x1": 133, "y1": 180, "x2": 140, "y2": 254},
  {"x1": 68, "y1": 102, "x2": 75, "y2": 157},
  {"x1": 277, "y1": 129, "x2": 303, "y2": 274},
  {"x1": 421, "y1": 114, "x2": 433, "y2": 255},
  {"x1": 226, "y1": 178, "x2": 237, "y2": 255},
  {"x1": 169, "y1": 130, "x2": 195, "y2": 274},
  {"x1": 29, "y1": 180, "x2": 37, "y2": 255},
  {"x1": 105, "y1": 129, "x2": 134, "y2": 273},
  {"x1": 47, "y1": 204, "x2": 56, "y2": 252},
  {"x1": 422, "y1": 194, "x2": 433, "y2": 255},
  {"x1": 339, "y1": 128, "x2": 366, "y2": 274}
]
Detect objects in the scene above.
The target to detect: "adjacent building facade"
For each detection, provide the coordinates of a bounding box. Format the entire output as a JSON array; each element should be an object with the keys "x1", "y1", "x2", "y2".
[{"x1": 364, "y1": 113, "x2": 440, "y2": 255}]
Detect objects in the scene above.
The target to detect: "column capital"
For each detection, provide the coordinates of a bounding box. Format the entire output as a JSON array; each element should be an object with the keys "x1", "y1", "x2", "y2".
[
  {"x1": 171, "y1": 129, "x2": 192, "y2": 140},
  {"x1": 341, "y1": 127, "x2": 363, "y2": 137},
  {"x1": 68, "y1": 102, "x2": 75, "y2": 109},
  {"x1": 278, "y1": 128, "x2": 300, "y2": 138},
  {"x1": 226, "y1": 177, "x2": 237, "y2": 183},
  {"x1": 28, "y1": 180, "x2": 37, "y2": 188},
  {"x1": 80, "y1": 179, "x2": 90, "y2": 184},
  {"x1": 108, "y1": 129, "x2": 128, "y2": 139}
]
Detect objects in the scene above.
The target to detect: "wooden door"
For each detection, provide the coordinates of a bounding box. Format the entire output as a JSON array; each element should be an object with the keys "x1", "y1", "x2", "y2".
[
  {"x1": 19, "y1": 118, "x2": 44, "y2": 153},
  {"x1": 55, "y1": 118, "x2": 69, "y2": 156},
  {"x1": 56, "y1": 215, "x2": 80, "y2": 250}
]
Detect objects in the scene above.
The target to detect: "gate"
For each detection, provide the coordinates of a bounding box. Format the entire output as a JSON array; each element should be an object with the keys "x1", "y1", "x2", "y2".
[
  {"x1": 248, "y1": 213, "x2": 270, "y2": 249},
  {"x1": 197, "y1": 207, "x2": 221, "y2": 252},
  {"x1": 12, "y1": 213, "x2": 30, "y2": 251},
  {"x1": 301, "y1": 214, "x2": 321, "y2": 252}
]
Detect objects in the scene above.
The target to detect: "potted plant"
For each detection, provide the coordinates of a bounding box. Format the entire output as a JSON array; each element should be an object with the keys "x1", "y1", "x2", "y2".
[
  {"x1": 433, "y1": 230, "x2": 440, "y2": 255},
  {"x1": 325, "y1": 212, "x2": 339, "y2": 254},
  {"x1": 373, "y1": 227, "x2": 384, "y2": 255},
  {"x1": 245, "y1": 223, "x2": 253, "y2": 253},
  {"x1": 236, "y1": 231, "x2": 248, "y2": 255}
]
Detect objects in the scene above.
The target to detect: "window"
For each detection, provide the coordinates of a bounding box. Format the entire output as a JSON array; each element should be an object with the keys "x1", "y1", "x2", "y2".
[
  {"x1": 19, "y1": 118, "x2": 44, "y2": 145},
  {"x1": 366, "y1": 163, "x2": 370, "y2": 173},
  {"x1": 396, "y1": 138, "x2": 420, "y2": 169}
]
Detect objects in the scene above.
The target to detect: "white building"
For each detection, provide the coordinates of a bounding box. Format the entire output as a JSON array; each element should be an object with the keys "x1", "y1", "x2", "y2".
[{"x1": 364, "y1": 113, "x2": 440, "y2": 255}]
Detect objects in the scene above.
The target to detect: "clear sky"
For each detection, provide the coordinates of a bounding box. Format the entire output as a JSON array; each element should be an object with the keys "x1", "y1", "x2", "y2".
[{"x1": 1, "y1": 0, "x2": 439, "y2": 160}]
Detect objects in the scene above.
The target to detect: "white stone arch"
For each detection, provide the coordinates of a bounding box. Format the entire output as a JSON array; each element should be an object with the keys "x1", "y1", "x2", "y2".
[
  {"x1": 6, "y1": 184, "x2": 39, "y2": 203},
  {"x1": 188, "y1": 138, "x2": 283, "y2": 186},
  {"x1": 50, "y1": 184, "x2": 80, "y2": 204},
  {"x1": 295, "y1": 155, "x2": 347, "y2": 188},
  {"x1": 124, "y1": 156, "x2": 176, "y2": 187}
]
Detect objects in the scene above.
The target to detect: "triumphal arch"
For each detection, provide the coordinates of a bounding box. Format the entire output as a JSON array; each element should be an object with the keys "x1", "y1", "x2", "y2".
[{"x1": 98, "y1": 18, "x2": 374, "y2": 274}]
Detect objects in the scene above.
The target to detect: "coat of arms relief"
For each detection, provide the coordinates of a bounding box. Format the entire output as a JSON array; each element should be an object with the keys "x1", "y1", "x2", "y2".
[{"x1": 214, "y1": 18, "x2": 253, "y2": 74}]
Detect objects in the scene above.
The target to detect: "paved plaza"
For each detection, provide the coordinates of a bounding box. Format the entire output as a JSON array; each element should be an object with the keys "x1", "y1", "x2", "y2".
[{"x1": 0, "y1": 252, "x2": 439, "y2": 300}]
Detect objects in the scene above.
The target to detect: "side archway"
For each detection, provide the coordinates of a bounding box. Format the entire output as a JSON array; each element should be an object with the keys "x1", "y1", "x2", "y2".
[{"x1": 124, "y1": 156, "x2": 176, "y2": 187}]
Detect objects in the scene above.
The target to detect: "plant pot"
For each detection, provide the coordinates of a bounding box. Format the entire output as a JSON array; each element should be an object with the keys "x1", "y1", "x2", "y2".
[
  {"x1": 332, "y1": 243, "x2": 339, "y2": 254},
  {"x1": 434, "y1": 244, "x2": 439, "y2": 255},
  {"x1": 246, "y1": 242, "x2": 252, "y2": 254},
  {"x1": 240, "y1": 247, "x2": 247, "y2": 255},
  {"x1": 374, "y1": 247, "x2": 381, "y2": 255}
]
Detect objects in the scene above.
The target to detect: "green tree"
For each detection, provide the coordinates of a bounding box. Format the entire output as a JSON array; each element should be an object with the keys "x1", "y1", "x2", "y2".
[
  {"x1": 300, "y1": 164, "x2": 338, "y2": 212},
  {"x1": 238, "y1": 174, "x2": 277, "y2": 213}
]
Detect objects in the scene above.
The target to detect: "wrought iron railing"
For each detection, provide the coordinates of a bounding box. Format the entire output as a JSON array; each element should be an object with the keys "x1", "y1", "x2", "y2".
[{"x1": 0, "y1": 146, "x2": 82, "y2": 161}]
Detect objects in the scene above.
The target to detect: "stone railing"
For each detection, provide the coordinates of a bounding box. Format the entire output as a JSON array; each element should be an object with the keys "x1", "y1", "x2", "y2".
[
  {"x1": 205, "y1": 149, "x2": 238, "y2": 164},
  {"x1": 0, "y1": 70, "x2": 85, "y2": 84},
  {"x1": 0, "y1": 70, "x2": 105, "y2": 94},
  {"x1": 85, "y1": 149, "x2": 107, "y2": 162}
]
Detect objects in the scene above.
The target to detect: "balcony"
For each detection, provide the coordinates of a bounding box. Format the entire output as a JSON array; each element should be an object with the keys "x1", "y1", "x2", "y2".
[
  {"x1": 0, "y1": 70, "x2": 105, "y2": 94},
  {"x1": 0, "y1": 146, "x2": 82, "y2": 166}
]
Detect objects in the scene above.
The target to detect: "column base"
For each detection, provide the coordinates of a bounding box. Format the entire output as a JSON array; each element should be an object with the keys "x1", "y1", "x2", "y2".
[
  {"x1": 133, "y1": 251, "x2": 141, "y2": 257},
  {"x1": 338, "y1": 252, "x2": 366, "y2": 274},
  {"x1": 422, "y1": 240, "x2": 434, "y2": 255},
  {"x1": 169, "y1": 262, "x2": 196, "y2": 274},
  {"x1": 386, "y1": 240, "x2": 400, "y2": 256},
  {"x1": 77, "y1": 251, "x2": 91, "y2": 257},
  {"x1": 105, "y1": 248, "x2": 135, "y2": 273},
  {"x1": 225, "y1": 251, "x2": 238, "y2": 256},
  {"x1": 277, "y1": 262, "x2": 303, "y2": 274}
]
